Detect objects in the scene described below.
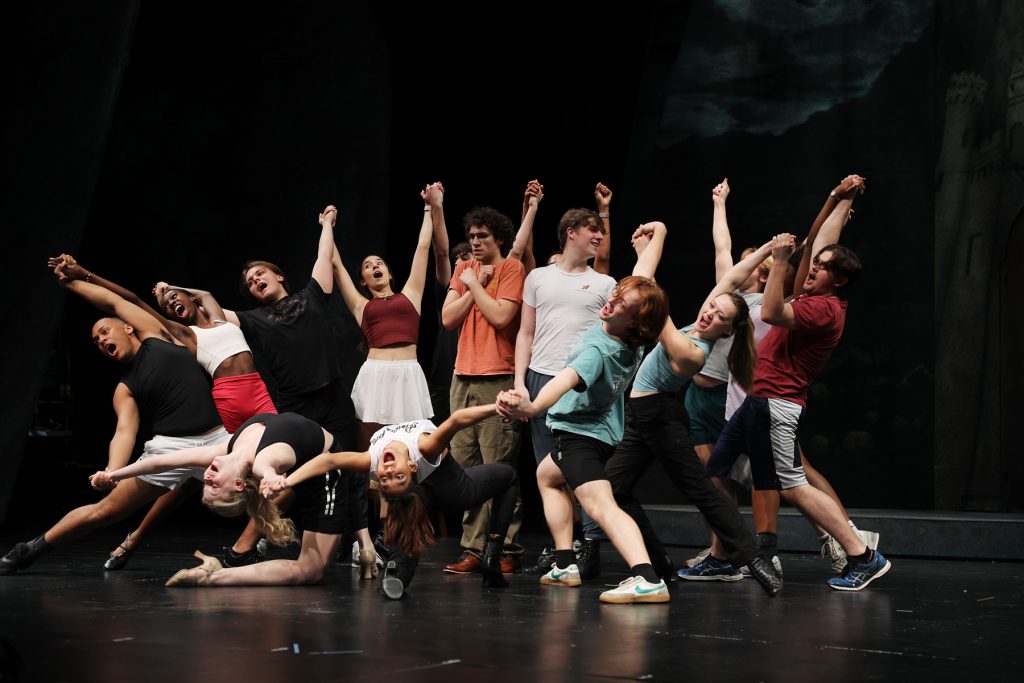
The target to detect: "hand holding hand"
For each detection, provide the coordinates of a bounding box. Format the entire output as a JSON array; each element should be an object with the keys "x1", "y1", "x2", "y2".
[
  {"x1": 319, "y1": 205, "x2": 338, "y2": 228},
  {"x1": 260, "y1": 473, "x2": 289, "y2": 499},
  {"x1": 421, "y1": 181, "x2": 444, "y2": 208},
  {"x1": 495, "y1": 389, "x2": 531, "y2": 420},
  {"x1": 770, "y1": 233, "x2": 797, "y2": 260},
  {"x1": 89, "y1": 470, "x2": 116, "y2": 491}
]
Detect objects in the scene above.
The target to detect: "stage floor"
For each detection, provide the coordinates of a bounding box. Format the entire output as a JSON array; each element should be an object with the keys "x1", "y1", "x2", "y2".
[{"x1": 0, "y1": 527, "x2": 1020, "y2": 682}]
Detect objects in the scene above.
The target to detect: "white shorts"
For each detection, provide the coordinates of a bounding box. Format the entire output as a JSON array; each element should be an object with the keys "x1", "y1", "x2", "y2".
[
  {"x1": 351, "y1": 359, "x2": 434, "y2": 424},
  {"x1": 136, "y1": 425, "x2": 230, "y2": 490}
]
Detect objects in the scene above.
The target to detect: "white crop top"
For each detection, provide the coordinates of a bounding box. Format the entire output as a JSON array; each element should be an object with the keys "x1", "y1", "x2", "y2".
[
  {"x1": 191, "y1": 323, "x2": 251, "y2": 376},
  {"x1": 368, "y1": 419, "x2": 440, "y2": 483}
]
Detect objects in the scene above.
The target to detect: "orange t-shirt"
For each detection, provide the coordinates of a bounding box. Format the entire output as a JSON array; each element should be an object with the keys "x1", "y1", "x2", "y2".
[{"x1": 449, "y1": 258, "x2": 525, "y2": 375}]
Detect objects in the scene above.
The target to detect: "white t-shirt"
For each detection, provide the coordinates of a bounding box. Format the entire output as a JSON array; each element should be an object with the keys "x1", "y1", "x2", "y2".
[
  {"x1": 367, "y1": 419, "x2": 439, "y2": 483},
  {"x1": 523, "y1": 263, "x2": 616, "y2": 375},
  {"x1": 725, "y1": 301, "x2": 773, "y2": 419}
]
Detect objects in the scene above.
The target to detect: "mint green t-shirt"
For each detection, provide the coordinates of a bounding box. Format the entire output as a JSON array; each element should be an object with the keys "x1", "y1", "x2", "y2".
[{"x1": 545, "y1": 322, "x2": 644, "y2": 445}]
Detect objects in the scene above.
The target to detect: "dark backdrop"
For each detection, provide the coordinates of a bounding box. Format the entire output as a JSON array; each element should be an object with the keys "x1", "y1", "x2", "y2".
[{"x1": 2, "y1": 1, "x2": 1019, "y2": 530}]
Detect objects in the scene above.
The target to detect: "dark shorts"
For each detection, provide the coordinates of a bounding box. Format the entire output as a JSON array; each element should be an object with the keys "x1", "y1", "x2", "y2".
[
  {"x1": 684, "y1": 381, "x2": 727, "y2": 445},
  {"x1": 706, "y1": 396, "x2": 807, "y2": 491},
  {"x1": 551, "y1": 430, "x2": 614, "y2": 490},
  {"x1": 291, "y1": 470, "x2": 346, "y2": 534}
]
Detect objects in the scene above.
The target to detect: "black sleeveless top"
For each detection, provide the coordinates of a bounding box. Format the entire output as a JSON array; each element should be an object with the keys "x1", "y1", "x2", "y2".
[
  {"x1": 228, "y1": 413, "x2": 329, "y2": 467},
  {"x1": 120, "y1": 338, "x2": 220, "y2": 436}
]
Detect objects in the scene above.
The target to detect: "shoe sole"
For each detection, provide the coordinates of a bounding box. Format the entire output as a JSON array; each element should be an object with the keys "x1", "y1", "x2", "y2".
[
  {"x1": 740, "y1": 558, "x2": 783, "y2": 578},
  {"x1": 382, "y1": 577, "x2": 404, "y2": 599},
  {"x1": 540, "y1": 576, "x2": 581, "y2": 587},
  {"x1": 828, "y1": 560, "x2": 892, "y2": 592},
  {"x1": 599, "y1": 592, "x2": 670, "y2": 604},
  {"x1": 443, "y1": 567, "x2": 479, "y2": 574},
  {"x1": 677, "y1": 573, "x2": 744, "y2": 582}
]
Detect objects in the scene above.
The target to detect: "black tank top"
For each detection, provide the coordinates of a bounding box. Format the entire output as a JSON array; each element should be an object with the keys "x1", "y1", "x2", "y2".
[
  {"x1": 120, "y1": 338, "x2": 221, "y2": 436},
  {"x1": 228, "y1": 413, "x2": 328, "y2": 467}
]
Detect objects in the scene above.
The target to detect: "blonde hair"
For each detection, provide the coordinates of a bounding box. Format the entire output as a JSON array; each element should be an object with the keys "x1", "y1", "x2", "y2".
[{"x1": 204, "y1": 473, "x2": 297, "y2": 547}]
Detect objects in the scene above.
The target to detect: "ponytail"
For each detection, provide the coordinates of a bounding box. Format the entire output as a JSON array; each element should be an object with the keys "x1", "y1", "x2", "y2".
[
  {"x1": 726, "y1": 293, "x2": 757, "y2": 392},
  {"x1": 205, "y1": 474, "x2": 298, "y2": 547},
  {"x1": 383, "y1": 487, "x2": 436, "y2": 558}
]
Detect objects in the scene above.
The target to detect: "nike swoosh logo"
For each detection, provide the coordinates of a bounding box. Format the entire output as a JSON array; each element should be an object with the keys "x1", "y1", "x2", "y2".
[
  {"x1": 634, "y1": 584, "x2": 663, "y2": 594},
  {"x1": 551, "y1": 569, "x2": 568, "y2": 579}
]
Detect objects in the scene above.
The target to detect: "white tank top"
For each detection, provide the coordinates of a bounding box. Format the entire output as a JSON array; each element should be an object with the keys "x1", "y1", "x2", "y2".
[
  {"x1": 367, "y1": 420, "x2": 440, "y2": 483},
  {"x1": 191, "y1": 323, "x2": 251, "y2": 376}
]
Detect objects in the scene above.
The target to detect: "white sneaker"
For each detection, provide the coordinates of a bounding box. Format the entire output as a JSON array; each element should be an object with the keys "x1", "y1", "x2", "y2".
[
  {"x1": 820, "y1": 534, "x2": 847, "y2": 575},
  {"x1": 540, "y1": 563, "x2": 582, "y2": 587},
  {"x1": 684, "y1": 547, "x2": 712, "y2": 568},
  {"x1": 740, "y1": 555, "x2": 783, "y2": 577},
  {"x1": 350, "y1": 541, "x2": 360, "y2": 568},
  {"x1": 599, "y1": 576, "x2": 670, "y2": 604}
]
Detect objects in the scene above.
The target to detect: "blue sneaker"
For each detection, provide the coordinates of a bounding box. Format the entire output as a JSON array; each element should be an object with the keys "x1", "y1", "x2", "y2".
[
  {"x1": 676, "y1": 556, "x2": 743, "y2": 582},
  {"x1": 827, "y1": 550, "x2": 891, "y2": 591}
]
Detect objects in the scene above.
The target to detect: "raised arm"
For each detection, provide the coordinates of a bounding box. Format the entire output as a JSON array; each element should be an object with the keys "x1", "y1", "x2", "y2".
[
  {"x1": 631, "y1": 221, "x2": 668, "y2": 279},
  {"x1": 423, "y1": 182, "x2": 451, "y2": 287},
  {"x1": 710, "y1": 179, "x2": 734, "y2": 282},
  {"x1": 160, "y1": 282, "x2": 239, "y2": 326},
  {"x1": 312, "y1": 205, "x2": 337, "y2": 293},
  {"x1": 330, "y1": 241, "x2": 369, "y2": 325},
  {"x1": 656, "y1": 315, "x2": 707, "y2": 378},
  {"x1": 509, "y1": 180, "x2": 543, "y2": 273},
  {"x1": 761, "y1": 233, "x2": 798, "y2": 328},
  {"x1": 419, "y1": 403, "x2": 498, "y2": 460},
  {"x1": 58, "y1": 271, "x2": 178, "y2": 345},
  {"x1": 793, "y1": 175, "x2": 864, "y2": 292},
  {"x1": 401, "y1": 187, "x2": 438, "y2": 312},
  {"x1": 704, "y1": 240, "x2": 773, "y2": 304},
  {"x1": 594, "y1": 182, "x2": 613, "y2": 275}
]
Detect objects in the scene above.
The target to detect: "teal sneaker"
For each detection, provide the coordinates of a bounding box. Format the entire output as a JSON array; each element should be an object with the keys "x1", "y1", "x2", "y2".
[
  {"x1": 599, "y1": 576, "x2": 670, "y2": 604},
  {"x1": 540, "y1": 562, "x2": 581, "y2": 587}
]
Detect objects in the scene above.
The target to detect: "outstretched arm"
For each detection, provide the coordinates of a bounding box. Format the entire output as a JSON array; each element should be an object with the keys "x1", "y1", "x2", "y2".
[
  {"x1": 419, "y1": 404, "x2": 498, "y2": 460},
  {"x1": 710, "y1": 179, "x2": 733, "y2": 282},
  {"x1": 631, "y1": 221, "x2": 667, "y2": 279},
  {"x1": 94, "y1": 441, "x2": 226, "y2": 490},
  {"x1": 496, "y1": 366, "x2": 579, "y2": 420},
  {"x1": 704, "y1": 240, "x2": 773, "y2": 304},
  {"x1": 264, "y1": 450, "x2": 372, "y2": 497},
  {"x1": 509, "y1": 179, "x2": 543, "y2": 273},
  {"x1": 793, "y1": 175, "x2": 863, "y2": 292},
  {"x1": 312, "y1": 205, "x2": 337, "y2": 293},
  {"x1": 330, "y1": 241, "x2": 369, "y2": 325},
  {"x1": 401, "y1": 186, "x2": 438, "y2": 312},
  {"x1": 58, "y1": 272, "x2": 178, "y2": 345},
  {"x1": 423, "y1": 182, "x2": 452, "y2": 287}
]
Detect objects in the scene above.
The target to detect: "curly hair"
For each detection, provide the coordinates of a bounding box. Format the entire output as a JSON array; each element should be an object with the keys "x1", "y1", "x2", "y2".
[
  {"x1": 556, "y1": 208, "x2": 604, "y2": 250},
  {"x1": 204, "y1": 474, "x2": 298, "y2": 547},
  {"x1": 383, "y1": 488, "x2": 436, "y2": 558},
  {"x1": 614, "y1": 275, "x2": 670, "y2": 349},
  {"x1": 462, "y1": 207, "x2": 515, "y2": 257}
]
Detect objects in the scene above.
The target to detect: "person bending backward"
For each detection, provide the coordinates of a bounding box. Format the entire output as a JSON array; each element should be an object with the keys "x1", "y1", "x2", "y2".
[
  {"x1": 705, "y1": 231, "x2": 891, "y2": 592},
  {"x1": 605, "y1": 240, "x2": 783, "y2": 596},
  {"x1": 513, "y1": 186, "x2": 615, "y2": 577},
  {"x1": 95, "y1": 412, "x2": 341, "y2": 587},
  {"x1": 184, "y1": 206, "x2": 372, "y2": 574},
  {"x1": 440, "y1": 204, "x2": 527, "y2": 574},
  {"x1": 0, "y1": 270, "x2": 229, "y2": 575},
  {"x1": 261, "y1": 404, "x2": 519, "y2": 599},
  {"x1": 702, "y1": 176, "x2": 879, "y2": 577},
  {"x1": 45, "y1": 254, "x2": 278, "y2": 571},
  {"x1": 496, "y1": 222, "x2": 673, "y2": 604}
]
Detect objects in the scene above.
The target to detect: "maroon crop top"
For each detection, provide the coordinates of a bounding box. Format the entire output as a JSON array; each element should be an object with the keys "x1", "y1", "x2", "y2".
[{"x1": 361, "y1": 292, "x2": 420, "y2": 348}]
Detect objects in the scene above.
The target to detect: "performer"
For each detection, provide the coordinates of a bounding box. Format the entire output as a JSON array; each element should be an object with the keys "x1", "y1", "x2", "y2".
[
  {"x1": 496, "y1": 222, "x2": 672, "y2": 604},
  {"x1": 46, "y1": 255, "x2": 277, "y2": 569},
  {"x1": 0, "y1": 269, "x2": 228, "y2": 575},
  {"x1": 261, "y1": 404, "x2": 518, "y2": 599}
]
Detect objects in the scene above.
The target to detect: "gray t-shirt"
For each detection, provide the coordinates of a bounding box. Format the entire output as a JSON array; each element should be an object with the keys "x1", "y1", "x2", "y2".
[
  {"x1": 700, "y1": 290, "x2": 764, "y2": 381},
  {"x1": 524, "y1": 264, "x2": 616, "y2": 376}
]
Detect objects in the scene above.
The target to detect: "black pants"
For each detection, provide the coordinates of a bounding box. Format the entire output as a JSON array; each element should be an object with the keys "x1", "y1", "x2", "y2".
[
  {"x1": 605, "y1": 393, "x2": 756, "y2": 566},
  {"x1": 388, "y1": 456, "x2": 518, "y2": 588}
]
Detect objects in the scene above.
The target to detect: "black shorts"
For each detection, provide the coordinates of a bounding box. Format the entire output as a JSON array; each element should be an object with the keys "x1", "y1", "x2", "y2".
[
  {"x1": 551, "y1": 430, "x2": 614, "y2": 490},
  {"x1": 290, "y1": 470, "x2": 346, "y2": 535}
]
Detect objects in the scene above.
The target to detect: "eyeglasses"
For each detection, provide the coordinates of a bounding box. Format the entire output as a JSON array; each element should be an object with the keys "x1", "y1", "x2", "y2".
[{"x1": 467, "y1": 232, "x2": 492, "y2": 243}]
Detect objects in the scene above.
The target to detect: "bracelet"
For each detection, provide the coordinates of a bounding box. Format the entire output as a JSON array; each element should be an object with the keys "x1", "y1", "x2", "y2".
[
  {"x1": 829, "y1": 190, "x2": 837, "y2": 198},
  {"x1": 424, "y1": 206, "x2": 432, "y2": 212},
  {"x1": 85, "y1": 272, "x2": 92, "y2": 283},
  {"x1": 598, "y1": 212, "x2": 610, "y2": 218}
]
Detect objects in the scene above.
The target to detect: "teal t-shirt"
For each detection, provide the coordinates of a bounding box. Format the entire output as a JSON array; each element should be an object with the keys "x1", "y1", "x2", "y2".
[
  {"x1": 545, "y1": 322, "x2": 644, "y2": 445},
  {"x1": 631, "y1": 324, "x2": 713, "y2": 393}
]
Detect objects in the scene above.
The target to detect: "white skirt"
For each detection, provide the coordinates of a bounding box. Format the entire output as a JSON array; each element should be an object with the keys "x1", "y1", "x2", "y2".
[{"x1": 351, "y1": 358, "x2": 434, "y2": 424}]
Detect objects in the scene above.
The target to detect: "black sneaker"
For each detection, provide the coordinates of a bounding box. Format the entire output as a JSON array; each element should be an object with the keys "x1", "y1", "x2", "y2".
[
  {"x1": 0, "y1": 535, "x2": 49, "y2": 576},
  {"x1": 529, "y1": 546, "x2": 556, "y2": 574},
  {"x1": 745, "y1": 554, "x2": 784, "y2": 597},
  {"x1": 653, "y1": 553, "x2": 677, "y2": 583},
  {"x1": 223, "y1": 543, "x2": 265, "y2": 568},
  {"x1": 575, "y1": 539, "x2": 601, "y2": 580}
]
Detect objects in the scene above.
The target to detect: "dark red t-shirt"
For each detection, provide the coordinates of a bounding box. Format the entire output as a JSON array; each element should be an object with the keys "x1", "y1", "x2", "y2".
[{"x1": 751, "y1": 294, "x2": 847, "y2": 406}]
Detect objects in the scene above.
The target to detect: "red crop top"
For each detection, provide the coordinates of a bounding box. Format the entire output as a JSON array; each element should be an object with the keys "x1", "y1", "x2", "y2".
[{"x1": 361, "y1": 292, "x2": 420, "y2": 348}]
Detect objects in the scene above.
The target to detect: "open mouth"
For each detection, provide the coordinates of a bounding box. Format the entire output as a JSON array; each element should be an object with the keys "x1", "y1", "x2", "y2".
[
  {"x1": 104, "y1": 343, "x2": 117, "y2": 357},
  {"x1": 174, "y1": 303, "x2": 186, "y2": 317},
  {"x1": 372, "y1": 270, "x2": 383, "y2": 279},
  {"x1": 382, "y1": 453, "x2": 395, "y2": 465}
]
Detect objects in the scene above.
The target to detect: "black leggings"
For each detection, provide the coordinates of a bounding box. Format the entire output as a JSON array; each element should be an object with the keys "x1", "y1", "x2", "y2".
[
  {"x1": 388, "y1": 455, "x2": 518, "y2": 588},
  {"x1": 605, "y1": 393, "x2": 757, "y2": 566}
]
